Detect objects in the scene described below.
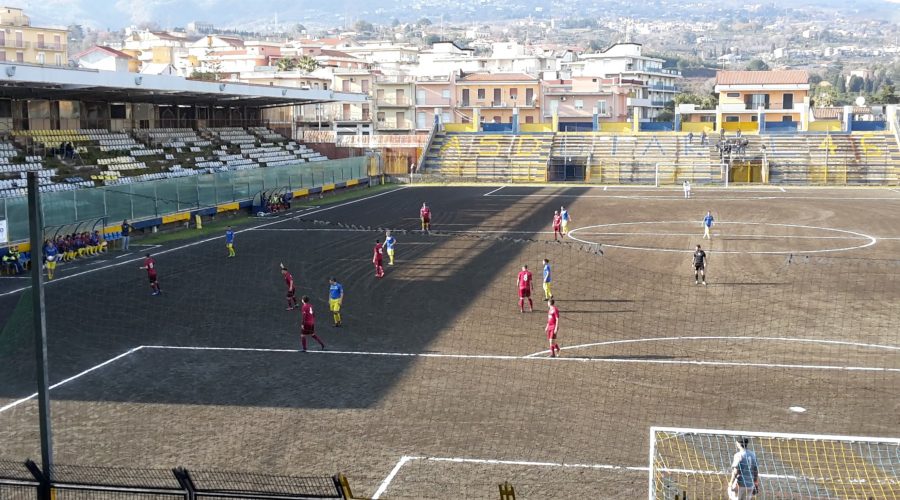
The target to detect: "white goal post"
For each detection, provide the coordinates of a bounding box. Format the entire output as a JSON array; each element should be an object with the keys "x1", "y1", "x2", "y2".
[
  {"x1": 649, "y1": 426, "x2": 900, "y2": 500},
  {"x1": 654, "y1": 163, "x2": 729, "y2": 188}
]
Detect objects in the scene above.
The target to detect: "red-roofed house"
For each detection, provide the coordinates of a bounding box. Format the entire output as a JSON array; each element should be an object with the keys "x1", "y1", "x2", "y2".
[
  {"x1": 680, "y1": 70, "x2": 811, "y2": 132},
  {"x1": 74, "y1": 46, "x2": 138, "y2": 72}
]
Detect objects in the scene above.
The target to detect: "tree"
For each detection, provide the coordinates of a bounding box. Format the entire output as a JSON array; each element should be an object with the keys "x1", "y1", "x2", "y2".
[
  {"x1": 417, "y1": 17, "x2": 432, "y2": 27},
  {"x1": 873, "y1": 83, "x2": 899, "y2": 104},
  {"x1": 276, "y1": 57, "x2": 298, "y2": 72},
  {"x1": 813, "y1": 83, "x2": 838, "y2": 107},
  {"x1": 353, "y1": 20, "x2": 374, "y2": 33},
  {"x1": 296, "y1": 55, "x2": 319, "y2": 73},
  {"x1": 674, "y1": 92, "x2": 718, "y2": 110},
  {"x1": 848, "y1": 75, "x2": 865, "y2": 94},
  {"x1": 746, "y1": 59, "x2": 770, "y2": 71}
]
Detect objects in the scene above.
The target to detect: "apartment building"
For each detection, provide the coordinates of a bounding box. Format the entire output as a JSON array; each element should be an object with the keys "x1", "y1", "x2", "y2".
[
  {"x1": 456, "y1": 72, "x2": 541, "y2": 125},
  {"x1": 564, "y1": 42, "x2": 681, "y2": 121},
  {"x1": 373, "y1": 75, "x2": 415, "y2": 133},
  {"x1": 542, "y1": 76, "x2": 638, "y2": 129},
  {"x1": 0, "y1": 7, "x2": 67, "y2": 66},
  {"x1": 414, "y1": 74, "x2": 455, "y2": 132}
]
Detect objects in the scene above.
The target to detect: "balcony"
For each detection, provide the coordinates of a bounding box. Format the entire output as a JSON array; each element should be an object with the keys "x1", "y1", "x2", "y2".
[
  {"x1": 459, "y1": 100, "x2": 537, "y2": 108},
  {"x1": 649, "y1": 84, "x2": 679, "y2": 92},
  {"x1": 36, "y1": 42, "x2": 66, "y2": 52},
  {"x1": 377, "y1": 119, "x2": 412, "y2": 130},
  {"x1": 721, "y1": 102, "x2": 799, "y2": 112},
  {"x1": 415, "y1": 97, "x2": 451, "y2": 107},
  {"x1": 650, "y1": 100, "x2": 668, "y2": 107},
  {"x1": 375, "y1": 96, "x2": 410, "y2": 107},
  {"x1": 626, "y1": 97, "x2": 652, "y2": 107},
  {"x1": 0, "y1": 40, "x2": 29, "y2": 49}
]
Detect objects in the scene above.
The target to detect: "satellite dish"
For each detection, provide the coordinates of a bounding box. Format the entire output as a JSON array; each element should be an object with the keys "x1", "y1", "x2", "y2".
[{"x1": 855, "y1": 96, "x2": 866, "y2": 106}]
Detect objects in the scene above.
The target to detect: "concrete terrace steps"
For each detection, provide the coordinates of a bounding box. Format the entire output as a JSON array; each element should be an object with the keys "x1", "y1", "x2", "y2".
[{"x1": 423, "y1": 133, "x2": 553, "y2": 181}]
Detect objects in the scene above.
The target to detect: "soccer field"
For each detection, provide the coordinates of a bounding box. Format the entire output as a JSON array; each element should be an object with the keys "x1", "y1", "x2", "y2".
[{"x1": 1, "y1": 184, "x2": 899, "y2": 499}]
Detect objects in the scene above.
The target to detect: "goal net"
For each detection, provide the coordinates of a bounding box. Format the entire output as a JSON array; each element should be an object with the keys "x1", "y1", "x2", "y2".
[
  {"x1": 654, "y1": 162, "x2": 728, "y2": 187},
  {"x1": 649, "y1": 427, "x2": 900, "y2": 499}
]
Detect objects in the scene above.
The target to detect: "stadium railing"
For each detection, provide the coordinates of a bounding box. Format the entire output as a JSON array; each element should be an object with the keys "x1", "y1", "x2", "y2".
[
  {"x1": 1, "y1": 157, "x2": 368, "y2": 244},
  {"x1": 1, "y1": 460, "x2": 349, "y2": 500}
]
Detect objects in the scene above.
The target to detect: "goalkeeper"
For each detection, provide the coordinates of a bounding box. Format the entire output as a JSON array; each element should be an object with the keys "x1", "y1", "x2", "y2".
[{"x1": 729, "y1": 437, "x2": 759, "y2": 500}]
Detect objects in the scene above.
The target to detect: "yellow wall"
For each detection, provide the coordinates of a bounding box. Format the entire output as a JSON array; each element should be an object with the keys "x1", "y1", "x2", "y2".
[
  {"x1": 520, "y1": 123, "x2": 552, "y2": 132},
  {"x1": 599, "y1": 122, "x2": 632, "y2": 133},
  {"x1": 682, "y1": 122, "x2": 714, "y2": 133},
  {"x1": 809, "y1": 121, "x2": 842, "y2": 132},
  {"x1": 722, "y1": 122, "x2": 759, "y2": 132},
  {"x1": 444, "y1": 123, "x2": 474, "y2": 132}
]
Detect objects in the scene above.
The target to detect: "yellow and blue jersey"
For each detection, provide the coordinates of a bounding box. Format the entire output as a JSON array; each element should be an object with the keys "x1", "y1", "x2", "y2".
[
  {"x1": 225, "y1": 229, "x2": 235, "y2": 244},
  {"x1": 385, "y1": 236, "x2": 396, "y2": 251},
  {"x1": 543, "y1": 264, "x2": 551, "y2": 283},
  {"x1": 329, "y1": 282, "x2": 343, "y2": 300}
]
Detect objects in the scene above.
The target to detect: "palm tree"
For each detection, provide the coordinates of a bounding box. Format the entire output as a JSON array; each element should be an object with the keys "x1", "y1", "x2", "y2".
[
  {"x1": 296, "y1": 55, "x2": 319, "y2": 73},
  {"x1": 276, "y1": 57, "x2": 298, "y2": 72}
]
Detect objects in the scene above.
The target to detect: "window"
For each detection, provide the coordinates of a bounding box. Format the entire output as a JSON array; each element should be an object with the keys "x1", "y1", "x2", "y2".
[
  {"x1": 37, "y1": 52, "x2": 45, "y2": 64},
  {"x1": 574, "y1": 99, "x2": 584, "y2": 110},
  {"x1": 323, "y1": 84, "x2": 328, "y2": 90},
  {"x1": 377, "y1": 112, "x2": 385, "y2": 121},
  {"x1": 0, "y1": 100, "x2": 11, "y2": 118},
  {"x1": 598, "y1": 101, "x2": 607, "y2": 115},
  {"x1": 417, "y1": 112, "x2": 426, "y2": 128},
  {"x1": 110, "y1": 104, "x2": 127, "y2": 119},
  {"x1": 726, "y1": 92, "x2": 740, "y2": 98},
  {"x1": 15, "y1": 52, "x2": 23, "y2": 63},
  {"x1": 525, "y1": 116, "x2": 534, "y2": 124},
  {"x1": 442, "y1": 89, "x2": 450, "y2": 99},
  {"x1": 493, "y1": 116, "x2": 501, "y2": 123},
  {"x1": 477, "y1": 88, "x2": 485, "y2": 100},
  {"x1": 54, "y1": 54, "x2": 62, "y2": 66},
  {"x1": 747, "y1": 93, "x2": 769, "y2": 110},
  {"x1": 510, "y1": 88, "x2": 518, "y2": 100},
  {"x1": 725, "y1": 116, "x2": 739, "y2": 122},
  {"x1": 416, "y1": 89, "x2": 426, "y2": 104},
  {"x1": 751, "y1": 115, "x2": 758, "y2": 122},
  {"x1": 782, "y1": 116, "x2": 793, "y2": 122},
  {"x1": 442, "y1": 112, "x2": 450, "y2": 123},
  {"x1": 0, "y1": 52, "x2": 5, "y2": 62}
]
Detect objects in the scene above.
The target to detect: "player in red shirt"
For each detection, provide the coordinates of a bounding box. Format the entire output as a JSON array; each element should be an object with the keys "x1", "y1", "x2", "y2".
[
  {"x1": 139, "y1": 253, "x2": 161, "y2": 296},
  {"x1": 299, "y1": 296, "x2": 326, "y2": 352},
  {"x1": 281, "y1": 264, "x2": 298, "y2": 310},
  {"x1": 546, "y1": 299, "x2": 560, "y2": 357},
  {"x1": 420, "y1": 202, "x2": 431, "y2": 232},
  {"x1": 517, "y1": 265, "x2": 534, "y2": 313},
  {"x1": 373, "y1": 239, "x2": 385, "y2": 278},
  {"x1": 552, "y1": 210, "x2": 562, "y2": 242}
]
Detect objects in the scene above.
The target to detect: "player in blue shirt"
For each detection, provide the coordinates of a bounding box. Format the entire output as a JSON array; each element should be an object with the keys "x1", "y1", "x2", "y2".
[
  {"x1": 385, "y1": 230, "x2": 397, "y2": 266},
  {"x1": 225, "y1": 226, "x2": 235, "y2": 258},
  {"x1": 328, "y1": 277, "x2": 344, "y2": 327},
  {"x1": 43, "y1": 239, "x2": 59, "y2": 280},
  {"x1": 542, "y1": 258, "x2": 553, "y2": 301},
  {"x1": 702, "y1": 211, "x2": 714, "y2": 239}
]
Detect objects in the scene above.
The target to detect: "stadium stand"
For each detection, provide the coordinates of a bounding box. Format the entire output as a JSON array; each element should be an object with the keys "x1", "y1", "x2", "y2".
[{"x1": 422, "y1": 133, "x2": 553, "y2": 181}]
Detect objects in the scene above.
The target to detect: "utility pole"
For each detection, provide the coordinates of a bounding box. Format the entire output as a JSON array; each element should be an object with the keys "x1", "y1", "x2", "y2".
[{"x1": 27, "y1": 171, "x2": 53, "y2": 496}]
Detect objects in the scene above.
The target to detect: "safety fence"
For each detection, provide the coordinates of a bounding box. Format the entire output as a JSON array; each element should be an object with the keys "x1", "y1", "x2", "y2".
[
  {"x1": 1, "y1": 157, "x2": 367, "y2": 243},
  {"x1": 0, "y1": 460, "x2": 348, "y2": 500}
]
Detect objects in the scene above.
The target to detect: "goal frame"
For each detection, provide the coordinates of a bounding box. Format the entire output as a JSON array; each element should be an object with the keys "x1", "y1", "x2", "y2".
[
  {"x1": 648, "y1": 426, "x2": 900, "y2": 500},
  {"x1": 654, "y1": 162, "x2": 729, "y2": 188}
]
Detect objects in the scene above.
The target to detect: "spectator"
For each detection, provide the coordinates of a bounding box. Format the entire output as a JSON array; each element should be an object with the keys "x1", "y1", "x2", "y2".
[
  {"x1": 687, "y1": 132, "x2": 694, "y2": 145},
  {"x1": 64, "y1": 142, "x2": 74, "y2": 159},
  {"x1": 700, "y1": 130, "x2": 708, "y2": 145},
  {"x1": 2, "y1": 246, "x2": 23, "y2": 274},
  {"x1": 121, "y1": 220, "x2": 132, "y2": 251},
  {"x1": 735, "y1": 129, "x2": 742, "y2": 139}
]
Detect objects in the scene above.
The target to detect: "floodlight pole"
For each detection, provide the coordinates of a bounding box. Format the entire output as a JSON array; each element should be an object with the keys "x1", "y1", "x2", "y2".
[{"x1": 27, "y1": 172, "x2": 54, "y2": 483}]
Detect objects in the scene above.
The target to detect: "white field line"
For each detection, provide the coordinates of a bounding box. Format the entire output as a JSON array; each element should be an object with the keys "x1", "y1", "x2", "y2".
[
  {"x1": 0, "y1": 346, "x2": 145, "y2": 413},
  {"x1": 651, "y1": 426, "x2": 900, "y2": 445},
  {"x1": 483, "y1": 186, "x2": 505, "y2": 196},
  {"x1": 142, "y1": 344, "x2": 900, "y2": 373},
  {"x1": 0, "y1": 187, "x2": 408, "y2": 298},
  {"x1": 484, "y1": 193, "x2": 900, "y2": 201},
  {"x1": 780, "y1": 187, "x2": 786, "y2": 192},
  {"x1": 371, "y1": 455, "x2": 420, "y2": 499}
]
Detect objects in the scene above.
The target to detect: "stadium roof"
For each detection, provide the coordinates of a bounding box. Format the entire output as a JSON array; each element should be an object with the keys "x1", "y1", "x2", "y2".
[{"x1": 0, "y1": 63, "x2": 367, "y2": 108}]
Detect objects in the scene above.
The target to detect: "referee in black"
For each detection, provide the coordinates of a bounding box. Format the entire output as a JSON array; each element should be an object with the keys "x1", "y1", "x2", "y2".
[{"x1": 692, "y1": 244, "x2": 707, "y2": 285}]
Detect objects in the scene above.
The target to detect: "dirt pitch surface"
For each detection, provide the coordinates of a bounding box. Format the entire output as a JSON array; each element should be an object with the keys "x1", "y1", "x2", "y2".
[{"x1": 1, "y1": 184, "x2": 899, "y2": 499}]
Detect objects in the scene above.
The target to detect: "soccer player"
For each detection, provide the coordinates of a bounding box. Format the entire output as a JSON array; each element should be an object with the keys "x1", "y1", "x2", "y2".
[
  {"x1": 552, "y1": 210, "x2": 562, "y2": 242},
  {"x1": 385, "y1": 230, "x2": 397, "y2": 265},
  {"x1": 683, "y1": 180, "x2": 692, "y2": 199},
  {"x1": 702, "y1": 210, "x2": 714, "y2": 239},
  {"x1": 373, "y1": 239, "x2": 385, "y2": 278},
  {"x1": 692, "y1": 244, "x2": 708, "y2": 285},
  {"x1": 299, "y1": 296, "x2": 326, "y2": 352},
  {"x1": 225, "y1": 226, "x2": 235, "y2": 258},
  {"x1": 281, "y1": 265, "x2": 298, "y2": 310},
  {"x1": 517, "y1": 265, "x2": 534, "y2": 313},
  {"x1": 728, "y1": 437, "x2": 759, "y2": 500},
  {"x1": 420, "y1": 202, "x2": 431, "y2": 232},
  {"x1": 43, "y1": 239, "x2": 59, "y2": 280},
  {"x1": 139, "y1": 253, "x2": 161, "y2": 296},
  {"x1": 546, "y1": 299, "x2": 560, "y2": 357},
  {"x1": 542, "y1": 258, "x2": 553, "y2": 301},
  {"x1": 560, "y1": 206, "x2": 572, "y2": 236},
  {"x1": 328, "y1": 277, "x2": 343, "y2": 327}
]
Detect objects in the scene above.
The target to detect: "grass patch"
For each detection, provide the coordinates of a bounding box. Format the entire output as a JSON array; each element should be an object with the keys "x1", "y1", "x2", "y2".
[{"x1": 135, "y1": 183, "x2": 395, "y2": 246}]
